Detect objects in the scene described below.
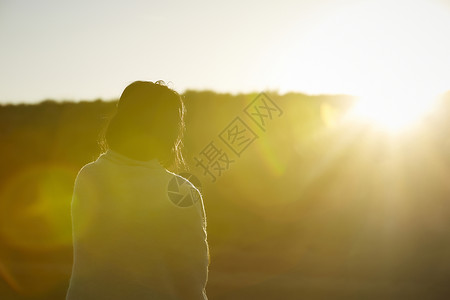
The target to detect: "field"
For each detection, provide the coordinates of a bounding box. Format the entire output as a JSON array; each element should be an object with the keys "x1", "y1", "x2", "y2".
[{"x1": 1, "y1": 91, "x2": 450, "y2": 299}]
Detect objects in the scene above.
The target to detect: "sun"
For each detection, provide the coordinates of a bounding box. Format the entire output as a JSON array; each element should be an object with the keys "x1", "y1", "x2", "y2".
[
  {"x1": 274, "y1": 0, "x2": 450, "y2": 127},
  {"x1": 348, "y1": 89, "x2": 437, "y2": 133}
]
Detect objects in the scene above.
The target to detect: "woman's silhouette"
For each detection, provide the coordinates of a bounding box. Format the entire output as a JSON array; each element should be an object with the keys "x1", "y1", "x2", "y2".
[{"x1": 66, "y1": 81, "x2": 209, "y2": 300}]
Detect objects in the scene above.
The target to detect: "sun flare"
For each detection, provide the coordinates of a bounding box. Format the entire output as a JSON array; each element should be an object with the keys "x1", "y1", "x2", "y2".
[{"x1": 348, "y1": 90, "x2": 437, "y2": 133}]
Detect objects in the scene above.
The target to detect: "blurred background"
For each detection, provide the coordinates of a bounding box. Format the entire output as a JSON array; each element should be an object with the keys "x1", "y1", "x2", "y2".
[{"x1": 1, "y1": 0, "x2": 450, "y2": 299}]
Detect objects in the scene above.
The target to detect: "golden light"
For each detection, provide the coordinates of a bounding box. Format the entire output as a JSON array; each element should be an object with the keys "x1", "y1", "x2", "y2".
[
  {"x1": 0, "y1": 164, "x2": 75, "y2": 295},
  {"x1": 348, "y1": 89, "x2": 438, "y2": 133},
  {"x1": 306, "y1": 0, "x2": 450, "y2": 133},
  {"x1": 275, "y1": 0, "x2": 450, "y2": 123}
]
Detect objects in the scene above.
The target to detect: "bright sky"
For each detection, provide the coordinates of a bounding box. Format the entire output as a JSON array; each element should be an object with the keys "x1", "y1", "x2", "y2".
[{"x1": 1, "y1": 0, "x2": 449, "y2": 103}]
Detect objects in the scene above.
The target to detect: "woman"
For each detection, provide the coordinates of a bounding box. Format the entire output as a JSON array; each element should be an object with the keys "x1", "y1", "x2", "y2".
[{"x1": 66, "y1": 81, "x2": 209, "y2": 299}]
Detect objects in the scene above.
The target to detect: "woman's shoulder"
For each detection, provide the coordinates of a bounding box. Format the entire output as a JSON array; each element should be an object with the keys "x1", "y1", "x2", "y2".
[
  {"x1": 75, "y1": 151, "x2": 121, "y2": 178},
  {"x1": 165, "y1": 171, "x2": 203, "y2": 199},
  {"x1": 73, "y1": 153, "x2": 109, "y2": 185},
  {"x1": 166, "y1": 171, "x2": 197, "y2": 185},
  {"x1": 164, "y1": 171, "x2": 207, "y2": 230},
  {"x1": 75, "y1": 159, "x2": 102, "y2": 177}
]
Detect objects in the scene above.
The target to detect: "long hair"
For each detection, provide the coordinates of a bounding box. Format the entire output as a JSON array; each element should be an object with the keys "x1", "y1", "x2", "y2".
[{"x1": 99, "y1": 80, "x2": 186, "y2": 171}]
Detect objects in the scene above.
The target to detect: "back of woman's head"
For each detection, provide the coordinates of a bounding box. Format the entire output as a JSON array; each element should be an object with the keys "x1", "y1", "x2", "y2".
[{"x1": 104, "y1": 80, "x2": 185, "y2": 169}]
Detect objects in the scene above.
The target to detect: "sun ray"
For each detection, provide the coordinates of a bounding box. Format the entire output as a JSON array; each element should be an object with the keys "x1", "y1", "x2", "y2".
[{"x1": 348, "y1": 90, "x2": 439, "y2": 133}]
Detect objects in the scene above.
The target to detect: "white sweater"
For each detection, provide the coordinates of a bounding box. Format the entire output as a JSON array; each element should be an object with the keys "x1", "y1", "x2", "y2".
[{"x1": 66, "y1": 150, "x2": 209, "y2": 300}]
